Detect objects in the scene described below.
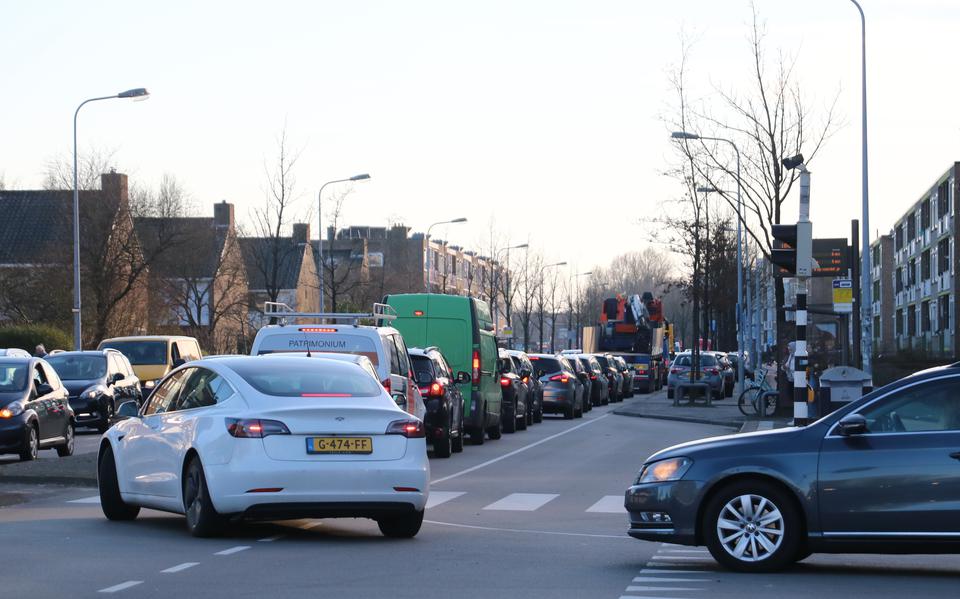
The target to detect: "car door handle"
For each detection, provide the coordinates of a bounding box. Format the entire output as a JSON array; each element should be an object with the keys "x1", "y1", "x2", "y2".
[{"x1": 950, "y1": 452, "x2": 960, "y2": 461}]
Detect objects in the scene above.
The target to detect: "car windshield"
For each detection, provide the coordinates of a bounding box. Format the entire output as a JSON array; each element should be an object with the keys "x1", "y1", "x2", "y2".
[
  {"x1": 0, "y1": 363, "x2": 28, "y2": 392},
  {"x1": 100, "y1": 341, "x2": 167, "y2": 366},
  {"x1": 229, "y1": 359, "x2": 382, "y2": 397},
  {"x1": 622, "y1": 355, "x2": 651, "y2": 365},
  {"x1": 46, "y1": 354, "x2": 107, "y2": 380}
]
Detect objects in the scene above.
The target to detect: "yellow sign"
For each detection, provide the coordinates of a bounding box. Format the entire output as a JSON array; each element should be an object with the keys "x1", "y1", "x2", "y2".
[{"x1": 832, "y1": 279, "x2": 853, "y2": 313}]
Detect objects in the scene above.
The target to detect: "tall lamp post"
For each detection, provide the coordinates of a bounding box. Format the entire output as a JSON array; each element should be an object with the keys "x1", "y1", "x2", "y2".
[
  {"x1": 318, "y1": 173, "x2": 370, "y2": 313},
  {"x1": 424, "y1": 218, "x2": 468, "y2": 293},
  {"x1": 503, "y1": 243, "x2": 529, "y2": 335},
  {"x1": 673, "y1": 131, "x2": 744, "y2": 388},
  {"x1": 72, "y1": 87, "x2": 150, "y2": 350},
  {"x1": 571, "y1": 271, "x2": 593, "y2": 349},
  {"x1": 849, "y1": 0, "x2": 872, "y2": 374},
  {"x1": 544, "y1": 261, "x2": 568, "y2": 352}
]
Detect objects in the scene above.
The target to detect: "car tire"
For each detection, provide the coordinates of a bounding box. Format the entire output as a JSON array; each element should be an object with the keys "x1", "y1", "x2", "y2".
[
  {"x1": 96, "y1": 401, "x2": 113, "y2": 434},
  {"x1": 518, "y1": 402, "x2": 528, "y2": 430},
  {"x1": 19, "y1": 424, "x2": 38, "y2": 461},
  {"x1": 56, "y1": 422, "x2": 75, "y2": 457},
  {"x1": 377, "y1": 509, "x2": 424, "y2": 538},
  {"x1": 98, "y1": 445, "x2": 140, "y2": 521},
  {"x1": 563, "y1": 404, "x2": 574, "y2": 420},
  {"x1": 452, "y1": 412, "x2": 465, "y2": 453},
  {"x1": 667, "y1": 387, "x2": 674, "y2": 400},
  {"x1": 487, "y1": 421, "x2": 502, "y2": 440},
  {"x1": 434, "y1": 416, "x2": 453, "y2": 459},
  {"x1": 470, "y1": 428, "x2": 485, "y2": 445},
  {"x1": 574, "y1": 399, "x2": 583, "y2": 418},
  {"x1": 534, "y1": 403, "x2": 543, "y2": 423},
  {"x1": 183, "y1": 457, "x2": 225, "y2": 537},
  {"x1": 703, "y1": 479, "x2": 802, "y2": 573},
  {"x1": 503, "y1": 400, "x2": 517, "y2": 434}
]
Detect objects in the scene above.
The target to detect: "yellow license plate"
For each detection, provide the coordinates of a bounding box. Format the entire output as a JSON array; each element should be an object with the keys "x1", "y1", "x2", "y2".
[{"x1": 306, "y1": 437, "x2": 372, "y2": 454}]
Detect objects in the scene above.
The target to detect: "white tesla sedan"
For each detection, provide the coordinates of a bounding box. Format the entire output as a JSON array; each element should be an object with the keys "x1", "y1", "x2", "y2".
[{"x1": 97, "y1": 355, "x2": 429, "y2": 537}]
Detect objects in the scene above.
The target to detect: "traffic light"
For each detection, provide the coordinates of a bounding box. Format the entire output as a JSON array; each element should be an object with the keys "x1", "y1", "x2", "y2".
[{"x1": 771, "y1": 222, "x2": 813, "y2": 276}]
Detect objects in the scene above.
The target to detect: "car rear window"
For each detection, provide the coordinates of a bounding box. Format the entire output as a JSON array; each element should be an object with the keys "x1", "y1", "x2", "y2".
[
  {"x1": 0, "y1": 363, "x2": 28, "y2": 392},
  {"x1": 621, "y1": 355, "x2": 651, "y2": 365},
  {"x1": 229, "y1": 359, "x2": 382, "y2": 397},
  {"x1": 256, "y1": 331, "x2": 380, "y2": 366},
  {"x1": 531, "y1": 357, "x2": 563, "y2": 374},
  {"x1": 674, "y1": 355, "x2": 717, "y2": 367},
  {"x1": 594, "y1": 356, "x2": 610, "y2": 368}
]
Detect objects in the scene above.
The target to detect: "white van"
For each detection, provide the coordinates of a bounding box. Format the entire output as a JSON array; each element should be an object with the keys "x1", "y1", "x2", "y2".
[{"x1": 250, "y1": 303, "x2": 425, "y2": 420}]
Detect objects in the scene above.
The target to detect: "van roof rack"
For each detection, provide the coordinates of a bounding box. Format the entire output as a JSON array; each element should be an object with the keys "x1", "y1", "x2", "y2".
[{"x1": 263, "y1": 302, "x2": 397, "y2": 326}]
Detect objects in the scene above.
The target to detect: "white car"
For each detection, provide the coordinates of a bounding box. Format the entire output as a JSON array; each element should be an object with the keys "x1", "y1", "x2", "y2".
[{"x1": 97, "y1": 355, "x2": 430, "y2": 538}]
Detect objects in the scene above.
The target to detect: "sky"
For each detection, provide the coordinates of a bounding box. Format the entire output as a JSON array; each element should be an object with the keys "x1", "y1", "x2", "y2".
[{"x1": 2, "y1": 0, "x2": 959, "y2": 277}]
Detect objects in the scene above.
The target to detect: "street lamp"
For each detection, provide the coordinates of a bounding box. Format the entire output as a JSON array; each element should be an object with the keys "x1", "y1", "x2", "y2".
[
  {"x1": 849, "y1": 0, "x2": 872, "y2": 374},
  {"x1": 424, "y1": 218, "x2": 468, "y2": 293},
  {"x1": 673, "y1": 131, "x2": 744, "y2": 387},
  {"x1": 318, "y1": 173, "x2": 371, "y2": 313},
  {"x1": 72, "y1": 87, "x2": 150, "y2": 350},
  {"x1": 544, "y1": 261, "x2": 567, "y2": 352}
]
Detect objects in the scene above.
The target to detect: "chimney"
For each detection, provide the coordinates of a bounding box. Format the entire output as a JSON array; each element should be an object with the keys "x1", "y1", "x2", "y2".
[
  {"x1": 293, "y1": 223, "x2": 310, "y2": 246},
  {"x1": 100, "y1": 171, "x2": 128, "y2": 205},
  {"x1": 214, "y1": 200, "x2": 234, "y2": 230}
]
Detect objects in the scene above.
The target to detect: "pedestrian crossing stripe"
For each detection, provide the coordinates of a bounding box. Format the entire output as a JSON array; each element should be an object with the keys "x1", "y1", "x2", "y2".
[
  {"x1": 483, "y1": 493, "x2": 559, "y2": 511},
  {"x1": 586, "y1": 495, "x2": 625, "y2": 513}
]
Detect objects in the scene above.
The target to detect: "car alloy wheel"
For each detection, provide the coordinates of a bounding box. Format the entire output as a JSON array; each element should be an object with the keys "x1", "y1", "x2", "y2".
[
  {"x1": 21, "y1": 425, "x2": 39, "y2": 461},
  {"x1": 57, "y1": 423, "x2": 75, "y2": 457},
  {"x1": 716, "y1": 494, "x2": 785, "y2": 563}
]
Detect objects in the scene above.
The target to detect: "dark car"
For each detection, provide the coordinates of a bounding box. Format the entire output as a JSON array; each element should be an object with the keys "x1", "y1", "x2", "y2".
[
  {"x1": 529, "y1": 354, "x2": 583, "y2": 419},
  {"x1": 497, "y1": 349, "x2": 528, "y2": 433},
  {"x1": 409, "y1": 347, "x2": 469, "y2": 458},
  {"x1": 613, "y1": 356, "x2": 634, "y2": 398},
  {"x1": 593, "y1": 354, "x2": 623, "y2": 403},
  {"x1": 0, "y1": 357, "x2": 74, "y2": 461},
  {"x1": 621, "y1": 353, "x2": 658, "y2": 394},
  {"x1": 508, "y1": 350, "x2": 543, "y2": 425},
  {"x1": 46, "y1": 350, "x2": 142, "y2": 432},
  {"x1": 625, "y1": 363, "x2": 960, "y2": 573},
  {"x1": 576, "y1": 354, "x2": 608, "y2": 406},
  {"x1": 565, "y1": 354, "x2": 592, "y2": 413}
]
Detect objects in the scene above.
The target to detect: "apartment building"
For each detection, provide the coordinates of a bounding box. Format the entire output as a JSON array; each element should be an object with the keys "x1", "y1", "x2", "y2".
[{"x1": 869, "y1": 234, "x2": 895, "y2": 354}]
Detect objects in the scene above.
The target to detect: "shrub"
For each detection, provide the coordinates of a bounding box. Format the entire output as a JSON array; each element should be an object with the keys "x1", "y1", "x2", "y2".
[{"x1": 0, "y1": 323, "x2": 73, "y2": 354}]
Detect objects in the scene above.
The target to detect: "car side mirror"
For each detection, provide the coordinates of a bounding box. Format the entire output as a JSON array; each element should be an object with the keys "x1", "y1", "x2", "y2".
[
  {"x1": 837, "y1": 413, "x2": 867, "y2": 436},
  {"x1": 116, "y1": 401, "x2": 140, "y2": 419},
  {"x1": 455, "y1": 371, "x2": 471, "y2": 384},
  {"x1": 111, "y1": 372, "x2": 124, "y2": 384},
  {"x1": 172, "y1": 358, "x2": 186, "y2": 368},
  {"x1": 392, "y1": 393, "x2": 407, "y2": 409}
]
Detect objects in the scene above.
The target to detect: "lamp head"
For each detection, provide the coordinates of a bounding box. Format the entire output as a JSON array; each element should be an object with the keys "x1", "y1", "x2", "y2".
[
  {"x1": 350, "y1": 173, "x2": 371, "y2": 181},
  {"x1": 781, "y1": 154, "x2": 805, "y2": 170},
  {"x1": 451, "y1": 217, "x2": 468, "y2": 223},
  {"x1": 118, "y1": 88, "x2": 149, "y2": 100}
]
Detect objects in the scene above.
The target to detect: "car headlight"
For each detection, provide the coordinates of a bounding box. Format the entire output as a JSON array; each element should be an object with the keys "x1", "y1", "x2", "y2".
[
  {"x1": 143, "y1": 380, "x2": 156, "y2": 389},
  {"x1": 81, "y1": 385, "x2": 108, "y2": 400},
  {"x1": 636, "y1": 457, "x2": 692, "y2": 484},
  {"x1": 0, "y1": 403, "x2": 24, "y2": 418}
]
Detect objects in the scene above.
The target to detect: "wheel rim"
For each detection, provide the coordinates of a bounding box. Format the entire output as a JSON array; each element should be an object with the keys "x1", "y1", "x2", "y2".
[
  {"x1": 716, "y1": 494, "x2": 785, "y2": 562},
  {"x1": 65, "y1": 425, "x2": 74, "y2": 452},
  {"x1": 29, "y1": 428, "x2": 38, "y2": 458},
  {"x1": 184, "y1": 465, "x2": 202, "y2": 524}
]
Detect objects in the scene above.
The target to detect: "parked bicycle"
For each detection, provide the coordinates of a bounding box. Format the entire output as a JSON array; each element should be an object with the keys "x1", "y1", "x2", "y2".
[{"x1": 737, "y1": 366, "x2": 778, "y2": 417}]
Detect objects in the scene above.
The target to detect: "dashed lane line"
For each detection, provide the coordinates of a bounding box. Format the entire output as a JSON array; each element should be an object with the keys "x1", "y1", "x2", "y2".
[
  {"x1": 483, "y1": 493, "x2": 559, "y2": 511},
  {"x1": 98, "y1": 581, "x2": 143, "y2": 593},
  {"x1": 161, "y1": 562, "x2": 199, "y2": 574},
  {"x1": 258, "y1": 535, "x2": 284, "y2": 542},
  {"x1": 214, "y1": 545, "x2": 250, "y2": 556},
  {"x1": 425, "y1": 491, "x2": 466, "y2": 508},
  {"x1": 632, "y1": 577, "x2": 710, "y2": 583},
  {"x1": 625, "y1": 587, "x2": 704, "y2": 593},
  {"x1": 69, "y1": 495, "x2": 101, "y2": 504}
]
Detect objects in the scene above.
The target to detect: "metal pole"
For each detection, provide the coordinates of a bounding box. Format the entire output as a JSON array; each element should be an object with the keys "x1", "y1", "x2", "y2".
[
  {"x1": 794, "y1": 165, "x2": 812, "y2": 426},
  {"x1": 850, "y1": 0, "x2": 872, "y2": 375}
]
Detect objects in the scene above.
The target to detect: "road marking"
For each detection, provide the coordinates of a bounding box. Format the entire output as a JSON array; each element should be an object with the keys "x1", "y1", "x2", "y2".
[
  {"x1": 625, "y1": 586, "x2": 704, "y2": 592},
  {"x1": 640, "y1": 568, "x2": 711, "y2": 574},
  {"x1": 586, "y1": 495, "x2": 624, "y2": 513},
  {"x1": 430, "y1": 413, "x2": 610, "y2": 485},
  {"x1": 214, "y1": 545, "x2": 250, "y2": 556},
  {"x1": 483, "y1": 493, "x2": 558, "y2": 511},
  {"x1": 69, "y1": 495, "x2": 101, "y2": 504},
  {"x1": 633, "y1": 577, "x2": 710, "y2": 582},
  {"x1": 161, "y1": 562, "x2": 199, "y2": 573},
  {"x1": 424, "y1": 519, "x2": 630, "y2": 539},
  {"x1": 660, "y1": 548, "x2": 709, "y2": 554},
  {"x1": 651, "y1": 555, "x2": 713, "y2": 561},
  {"x1": 98, "y1": 581, "x2": 143, "y2": 593},
  {"x1": 299, "y1": 521, "x2": 321, "y2": 530},
  {"x1": 258, "y1": 535, "x2": 284, "y2": 542},
  {"x1": 426, "y1": 491, "x2": 465, "y2": 508}
]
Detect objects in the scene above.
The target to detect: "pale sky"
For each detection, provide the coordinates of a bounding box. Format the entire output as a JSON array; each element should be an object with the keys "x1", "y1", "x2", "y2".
[{"x1": 2, "y1": 1, "x2": 958, "y2": 277}]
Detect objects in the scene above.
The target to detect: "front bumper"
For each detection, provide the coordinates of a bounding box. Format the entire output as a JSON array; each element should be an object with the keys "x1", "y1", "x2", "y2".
[
  {"x1": 625, "y1": 479, "x2": 704, "y2": 545},
  {"x1": 68, "y1": 396, "x2": 109, "y2": 426},
  {"x1": 0, "y1": 415, "x2": 29, "y2": 453}
]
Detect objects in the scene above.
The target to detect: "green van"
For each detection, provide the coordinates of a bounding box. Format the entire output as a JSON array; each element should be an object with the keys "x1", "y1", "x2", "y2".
[{"x1": 384, "y1": 293, "x2": 501, "y2": 444}]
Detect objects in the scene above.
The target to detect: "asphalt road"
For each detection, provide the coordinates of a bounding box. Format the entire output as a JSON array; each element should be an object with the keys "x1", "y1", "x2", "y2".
[
  {"x1": 0, "y1": 426, "x2": 102, "y2": 464},
  {"x1": 1, "y1": 399, "x2": 959, "y2": 598}
]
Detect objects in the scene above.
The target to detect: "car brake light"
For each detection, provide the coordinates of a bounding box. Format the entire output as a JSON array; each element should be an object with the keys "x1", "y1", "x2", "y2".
[
  {"x1": 386, "y1": 419, "x2": 425, "y2": 438},
  {"x1": 381, "y1": 378, "x2": 391, "y2": 393},
  {"x1": 500, "y1": 377, "x2": 510, "y2": 387},
  {"x1": 706, "y1": 367, "x2": 719, "y2": 375},
  {"x1": 472, "y1": 350, "x2": 480, "y2": 384},
  {"x1": 670, "y1": 368, "x2": 681, "y2": 374},
  {"x1": 428, "y1": 382, "x2": 444, "y2": 397},
  {"x1": 413, "y1": 310, "x2": 424, "y2": 316},
  {"x1": 299, "y1": 327, "x2": 336, "y2": 333},
  {"x1": 549, "y1": 374, "x2": 569, "y2": 383},
  {"x1": 226, "y1": 418, "x2": 290, "y2": 438},
  {"x1": 301, "y1": 393, "x2": 352, "y2": 397},
  {"x1": 522, "y1": 376, "x2": 529, "y2": 384},
  {"x1": 589, "y1": 374, "x2": 597, "y2": 380}
]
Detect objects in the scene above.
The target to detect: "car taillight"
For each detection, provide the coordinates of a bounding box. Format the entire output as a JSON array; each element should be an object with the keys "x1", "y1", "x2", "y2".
[
  {"x1": 589, "y1": 374, "x2": 597, "y2": 380},
  {"x1": 549, "y1": 374, "x2": 569, "y2": 383},
  {"x1": 226, "y1": 418, "x2": 290, "y2": 438},
  {"x1": 500, "y1": 377, "x2": 511, "y2": 387},
  {"x1": 706, "y1": 368, "x2": 719, "y2": 375},
  {"x1": 472, "y1": 350, "x2": 480, "y2": 385},
  {"x1": 670, "y1": 368, "x2": 681, "y2": 374},
  {"x1": 428, "y1": 382, "x2": 444, "y2": 397},
  {"x1": 381, "y1": 378, "x2": 391, "y2": 393},
  {"x1": 522, "y1": 376, "x2": 529, "y2": 384},
  {"x1": 386, "y1": 419, "x2": 425, "y2": 438}
]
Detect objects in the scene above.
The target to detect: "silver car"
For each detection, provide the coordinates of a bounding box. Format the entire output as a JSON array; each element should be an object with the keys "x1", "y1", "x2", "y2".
[{"x1": 666, "y1": 352, "x2": 724, "y2": 400}]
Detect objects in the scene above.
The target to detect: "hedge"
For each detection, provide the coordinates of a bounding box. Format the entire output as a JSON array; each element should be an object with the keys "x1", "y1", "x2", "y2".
[{"x1": 0, "y1": 324, "x2": 73, "y2": 354}]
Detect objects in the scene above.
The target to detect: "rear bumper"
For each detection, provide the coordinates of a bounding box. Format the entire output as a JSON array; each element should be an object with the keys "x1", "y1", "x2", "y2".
[
  {"x1": 542, "y1": 389, "x2": 573, "y2": 413},
  {"x1": 240, "y1": 501, "x2": 420, "y2": 521}
]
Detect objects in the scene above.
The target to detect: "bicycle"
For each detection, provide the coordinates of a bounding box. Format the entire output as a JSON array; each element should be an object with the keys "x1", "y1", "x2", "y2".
[{"x1": 737, "y1": 366, "x2": 779, "y2": 417}]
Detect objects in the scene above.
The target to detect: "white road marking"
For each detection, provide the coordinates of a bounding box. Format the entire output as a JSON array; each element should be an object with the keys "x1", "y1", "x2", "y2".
[
  {"x1": 625, "y1": 586, "x2": 704, "y2": 592},
  {"x1": 68, "y1": 495, "x2": 101, "y2": 504},
  {"x1": 98, "y1": 581, "x2": 143, "y2": 593},
  {"x1": 660, "y1": 548, "x2": 710, "y2": 554},
  {"x1": 430, "y1": 413, "x2": 610, "y2": 485},
  {"x1": 483, "y1": 493, "x2": 559, "y2": 511},
  {"x1": 299, "y1": 521, "x2": 321, "y2": 530},
  {"x1": 426, "y1": 491, "x2": 465, "y2": 508},
  {"x1": 586, "y1": 495, "x2": 624, "y2": 513},
  {"x1": 258, "y1": 535, "x2": 284, "y2": 542},
  {"x1": 424, "y1": 519, "x2": 631, "y2": 539},
  {"x1": 651, "y1": 555, "x2": 713, "y2": 561},
  {"x1": 161, "y1": 562, "x2": 199, "y2": 574},
  {"x1": 633, "y1": 577, "x2": 710, "y2": 582},
  {"x1": 214, "y1": 545, "x2": 250, "y2": 556},
  {"x1": 640, "y1": 568, "x2": 711, "y2": 574},
  {"x1": 620, "y1": 596, "x2": 696, "y2": 599}
]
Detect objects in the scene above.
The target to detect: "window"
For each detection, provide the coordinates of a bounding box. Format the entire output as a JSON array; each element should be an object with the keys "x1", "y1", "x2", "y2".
[
  {"x1": 873, "y1": 280, "x2": 880, "y2": 300},
  {"x1": 895, "y1": 224, "x2": 904, "y2": 250},
  {"x1": 46, "y1": 354, "x2": 106, "y2": 380},
  {"x1": 895, "y1": 309, "x2": 903, "y2": 335},
  {"x1": 175, "y1": 340, "x2": 201, "y2": 362},
  {"x1": 872, "y1": 245, "x2": 880, "y2": 264},
  {"x1": 938, "y1": 180, "x2": 950, "y2": 218},
  {"x1": 392, "y1": 335, "x2": 411, "y2": 377},
  {"x1": 921, "y1": 249, "x2": 931, "y2": 280},
  {"x1": 907, "y1": 211, "x2": 917, "y2": 240},
  {"x1": 921, "y1": 198, "x2": 931, "y2": 230},
  {"x1": 908, "y1": 307, "x2": 917, "y2": 336},
  {"x1": 908, "y1": 259, "x2": 917, "y2": 287},
  {"x1": 451, "y1": 257, "x2": 457, "y2": 276},
  {"x1": 922, "y1": 300, "x2": 931, "y2": 333},
  {"x1": 143, "y1": 369, "x2": 189, "y2": 415},
  {"x1": 856, "y1": 376, "x2": 960, "y2": 433},
  {"x1": 176, "y1": 368, "x2": 233, "y2": 410},
  {"x1": 229, "y1": 360, "x2": 382, "y2": 397},
  {"x1": 0, "y1": 363, "x2": 28, "y2": 392},
  {"x1": 432, "y1": 250, "x2": 440, "y2": 271},
  {"x1": 873, "y1": 315, "x2": 880, "y2": 339},
  {"x1": 939, "y1": 238, "x2": 950, "y2": 274},
  {"x1": 940, "y1": 295, "x2": 950, "y2": 332},
  {"x1": 895, "y1": 267, "x2": 903, "y2": 292}
]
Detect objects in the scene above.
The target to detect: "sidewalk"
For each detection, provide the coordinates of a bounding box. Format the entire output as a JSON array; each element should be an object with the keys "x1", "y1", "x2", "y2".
[{"x1": 613, "y1": 384, "x2": 792, "y2": 433}]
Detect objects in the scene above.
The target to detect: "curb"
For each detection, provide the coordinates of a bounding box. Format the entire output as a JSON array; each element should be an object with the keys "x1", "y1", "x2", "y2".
[{"x1": 612, "y1": 408, "x2": 743, "y2": 429}]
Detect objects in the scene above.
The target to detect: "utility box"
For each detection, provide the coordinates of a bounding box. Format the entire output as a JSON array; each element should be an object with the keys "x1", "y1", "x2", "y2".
[{"x1": 818, "y1": 366, "x2": 873, "y2": 416}]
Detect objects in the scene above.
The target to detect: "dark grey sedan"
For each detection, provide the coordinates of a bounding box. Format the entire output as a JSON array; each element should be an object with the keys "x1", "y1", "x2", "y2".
[{"x1": 625, "y1": 364, "x2": 960, "y2": 572}]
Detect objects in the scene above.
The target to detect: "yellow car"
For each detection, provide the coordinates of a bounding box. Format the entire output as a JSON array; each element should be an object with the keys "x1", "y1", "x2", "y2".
[{"x1": 97, "y1": 336, "x2": 202, "y2": 397}]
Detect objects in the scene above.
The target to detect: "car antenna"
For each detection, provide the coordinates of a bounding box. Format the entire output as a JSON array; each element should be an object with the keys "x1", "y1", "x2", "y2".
[{"x1": 301, "y1": 327, "x2": 312, "y2": 358}]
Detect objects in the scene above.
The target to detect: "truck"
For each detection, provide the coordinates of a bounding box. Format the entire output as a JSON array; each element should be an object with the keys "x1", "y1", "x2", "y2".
[{"x1": 582, "y1": 292, "x2": 667, "y2": 394}]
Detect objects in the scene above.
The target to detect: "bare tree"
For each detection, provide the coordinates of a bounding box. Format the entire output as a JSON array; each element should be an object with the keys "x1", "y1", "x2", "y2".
[
  {"x1": 516, "y1": 250, "x2": 544, "y2": 352},
  {"x1": 44, "y1": 147, "x2": 119, "y2": 191}
]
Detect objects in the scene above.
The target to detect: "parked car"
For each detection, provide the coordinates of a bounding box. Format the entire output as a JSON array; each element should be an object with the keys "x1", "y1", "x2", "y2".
[
  {"x1": 98, "y1": 335, "x2": 202, "y2": 397},
  {"x1": 0, "y1": 356, "x2": 74, "y2": 460},
  {"x1": 46, "y1": 350, "x2": 142, "y2": 432},
  {"x1": 575, "y1": 354, "x2": 608, "y2": 406},
  {"x1": 98, "y1": 355, "x2": 429, "y2": 538},
  {"x1": 626, "y1": 362, "x2": 960, "y2": 572},
  {"x1": 507, "y1": 349, "x2": 543, "y2": 424},
  {"x1": 497, "y1": 349, "x2": 528, "y2": 433},
  {"x1": 409, "y1": 347, "x2": 468, "y2": 458},
  {"x1": 593, "y1": 354, "x2": 623, "y2": 403},
  {"x1": 384, "y1": 293, "x2": 501, "y2": 444},
  {"x1": 529, "y1": 354, "x2": 583, "y2": 419},
  {"x1": 613, "y1": 356, "x2": 634, "y2": 398},
  {"x1": 565, "y1": 354, "x2": 592, "y2": 413},
  {"x1": 249, "y1": 303, "x2": 426, "y2": 422},
  {"x1": 666, "y1": 352, "x2": 724, "y2": 400},
  {"x1": 726, "y1": 352, "x2": 754, "y2": 382}
]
